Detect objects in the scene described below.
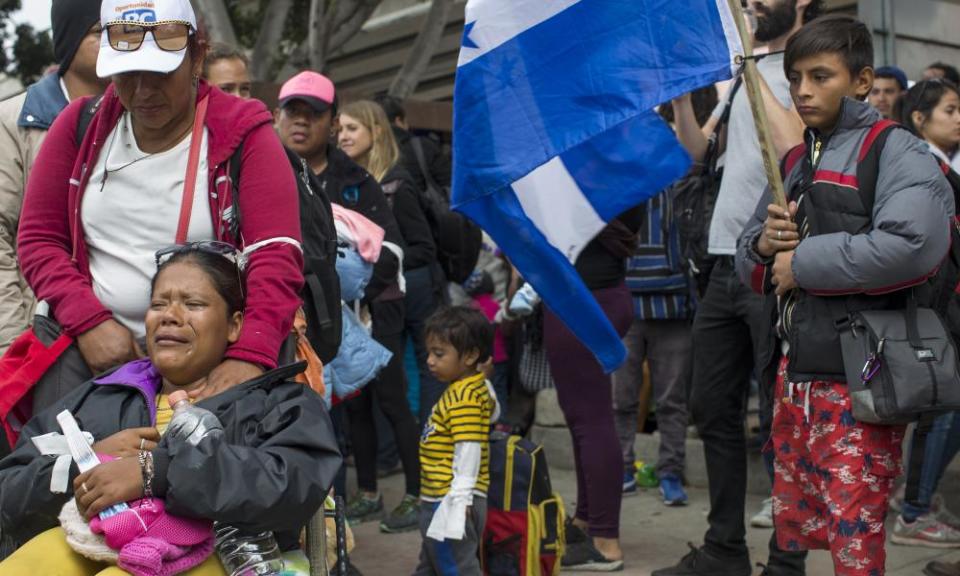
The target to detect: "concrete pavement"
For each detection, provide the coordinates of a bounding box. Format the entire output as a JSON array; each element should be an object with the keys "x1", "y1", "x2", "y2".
[{"x1": 346, "y1": 465, "x2": 960, "y2": 575}]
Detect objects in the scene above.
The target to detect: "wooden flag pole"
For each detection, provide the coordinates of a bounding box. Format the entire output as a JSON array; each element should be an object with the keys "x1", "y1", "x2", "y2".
[{"x1": 726, "y1": 0, "x2": 788, "y2": 209}]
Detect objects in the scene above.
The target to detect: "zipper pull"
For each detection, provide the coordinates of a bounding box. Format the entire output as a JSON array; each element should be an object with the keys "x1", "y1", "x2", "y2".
[{"x1": 812, "y1": 138, "x2": 822, "y2": 165}]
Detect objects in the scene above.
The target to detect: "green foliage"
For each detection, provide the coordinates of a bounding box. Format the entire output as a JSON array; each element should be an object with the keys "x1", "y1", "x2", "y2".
[
  {"x1": 0, "y1": 0, "x2": 23, "y2": 73},
  {"x1": 10, "y1": 24, "x2": 55, "y2": 85}
]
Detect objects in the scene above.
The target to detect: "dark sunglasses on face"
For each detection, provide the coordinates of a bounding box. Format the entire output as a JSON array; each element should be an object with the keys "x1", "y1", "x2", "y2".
[{"x1": 106, "y1": 21, "x2": 192, "y2": 53}]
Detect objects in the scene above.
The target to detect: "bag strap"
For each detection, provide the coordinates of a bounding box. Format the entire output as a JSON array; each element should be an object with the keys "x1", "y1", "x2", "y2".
[
  {"x1": 228, "y1": 142, "x2": 245, "y2": 242},
  {"x1": 702, "y1": 74, "x2": 744, "y2": 170},
  {"x1": 905, "y1": 412, "x2": 937, "y2": 505},
  {"x1": 854, "y1": 119, "x2": 900, "y2": 217},
  {"x1": 411, "y1": 137, "x2": 445, "y2": 198},
  {"x1": 176, "y1": 95, "x2": 210, "y2": 244},
  {"x1": 75, "y1": 95, "x2": 104, "y2": 148}
]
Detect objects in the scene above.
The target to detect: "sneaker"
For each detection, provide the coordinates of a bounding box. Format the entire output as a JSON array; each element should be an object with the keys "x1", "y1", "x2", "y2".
[
  {"x1": 622, "y1": 471, "x2": 637, "y2": 496},
  {"x1": 751, "y1": 497, "x2": 775, "y2": 528},
  {"x1": 660, "y1": 474, "x2": 688, "y2": 506},
  {"x1": 891, "y1": 514, "x2": 960, "y2": 548},
  {"x1": 650, "y1": 543, "x2": 751, "y2": 576},
  {"x1": 345, "y1": 492, "x2": 383, "y2": 524},
  {"x1": 565, "y1": 517, "x2": 589, "y2": 546},
  {"x1": 509, "y1": 283, "x2": 541, "y2": 317},
  {"x1": 924, "y1": 560, "x2": 960, "y2": 576},
  {"x1": 379, "y1": 494, "x2": 420, "y2": 533},
  {"x1": 561, "y1": 540, "x2": 624, "y2": 572}
]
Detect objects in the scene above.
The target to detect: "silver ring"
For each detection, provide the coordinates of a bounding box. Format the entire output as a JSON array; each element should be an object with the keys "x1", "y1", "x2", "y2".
[
  {"x1": 777, "y1": 230, "x2": 782, "y2": 240},
  {"x1": 140, "y1": 438, "x2": 146, "y2": 450},
  {"x1": 81, "y1": 482, "x2": 89, "y2": 494}
]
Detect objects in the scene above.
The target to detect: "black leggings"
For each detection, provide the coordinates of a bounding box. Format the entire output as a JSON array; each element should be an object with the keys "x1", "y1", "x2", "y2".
[{"x1": 346, "y1": 299, "x2": 421, "y2": 496}]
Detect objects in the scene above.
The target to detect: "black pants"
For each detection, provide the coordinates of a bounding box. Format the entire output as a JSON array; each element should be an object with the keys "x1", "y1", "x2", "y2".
[
  {"x1": 690, "y1": 259, "x2": 805, "y2": 571},
  {"x1": 403, "y1": 265, "x2": 446, "y2": 424},
  {"x1": 346, "y1": 299, "x2": 421, "y2": 496}
]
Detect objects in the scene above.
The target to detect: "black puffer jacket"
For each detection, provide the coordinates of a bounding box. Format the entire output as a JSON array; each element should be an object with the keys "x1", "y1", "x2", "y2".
[
  {"x1": 0, "y1": 361, "x2": 340, "y2": 550},
  {"x1": 318, "y1": 147, "x2": 406, "y2": 301}
]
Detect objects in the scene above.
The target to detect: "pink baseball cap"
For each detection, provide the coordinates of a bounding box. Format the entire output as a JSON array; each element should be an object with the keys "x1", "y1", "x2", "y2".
[{"x1": 279, "y1": 71, "x2": 336, "y2": 113}]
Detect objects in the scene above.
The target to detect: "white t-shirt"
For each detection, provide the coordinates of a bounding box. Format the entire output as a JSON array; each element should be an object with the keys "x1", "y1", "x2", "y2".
[
  {"x1": 709, "y1": 52, "x2": 793, "y2": 255},
  {"x1": 82, "y1": 112, "x2": 213, "y2": 340}
]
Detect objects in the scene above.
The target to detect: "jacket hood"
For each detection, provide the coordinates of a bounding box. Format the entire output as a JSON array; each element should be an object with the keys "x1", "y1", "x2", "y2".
[
  {"x1": 326, "y1": 146, "x2": 372, "y2": 187},
  {"x1": 805, "y1": 97, "x2": 880, "y2": 143},
  {"x1": 18, "y1": 73, "x2": 69, "y2": 130},
  {"x1": 94, "y1": 81, "x2": 274, "y2": 166}
]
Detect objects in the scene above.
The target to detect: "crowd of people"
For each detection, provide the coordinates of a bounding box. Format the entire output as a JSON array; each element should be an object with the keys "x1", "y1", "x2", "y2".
[{"x1": 0, "y1": 0, "x2": 958, "y2": 575}]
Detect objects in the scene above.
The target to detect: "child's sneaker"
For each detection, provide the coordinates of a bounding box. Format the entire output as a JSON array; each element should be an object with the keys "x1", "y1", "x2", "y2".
[
  {"x1": 891, "y1": 514, "x2": 960, "y2": 548},
  {"x1": 750, "y1": 497, "x2": 775, "y2": 528},
  {"x1": 622, "y1": 471, "x2": 637, "y2": 496},
  {"x1": 509, "y1": 283, "x2": 541, "y2": 317},
  {"x1": 345, "y1": 492, "x2": 383, "y2": 523},
  {"x1": 379, "y1": 494, "x2": 419, "y2": 533},
  {"x1": 659, "y1": 474, "x2": 687, "y2": 506}
]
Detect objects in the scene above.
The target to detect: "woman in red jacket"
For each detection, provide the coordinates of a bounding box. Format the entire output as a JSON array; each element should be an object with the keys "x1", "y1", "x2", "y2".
[{"x1": 17, "y1": 0, "x2": 304, "y2": 410}]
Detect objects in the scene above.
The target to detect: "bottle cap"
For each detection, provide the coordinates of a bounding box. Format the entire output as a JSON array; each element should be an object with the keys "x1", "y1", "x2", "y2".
[{"x1": 168, "y1": 390, "x2": 189, "y2": 408}]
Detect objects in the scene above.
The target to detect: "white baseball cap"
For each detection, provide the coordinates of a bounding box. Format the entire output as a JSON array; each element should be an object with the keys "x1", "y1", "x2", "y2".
[{"x1": 96, "y1": 0, "x2": 197, "y2": 78}]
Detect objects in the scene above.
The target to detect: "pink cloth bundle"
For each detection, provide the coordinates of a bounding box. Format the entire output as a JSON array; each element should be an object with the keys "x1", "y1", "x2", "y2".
[
  {"x1": 89, "y1": 497, "x2": 214, "y2": 576},
  {"x1": 332, "y1": 203, "x2": 384, "y2": 263}
]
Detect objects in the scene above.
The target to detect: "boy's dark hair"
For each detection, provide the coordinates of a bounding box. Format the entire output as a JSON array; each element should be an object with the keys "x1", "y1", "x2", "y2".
[
  {"x1": 896, "y1": 78, "x2": 960, "y2": 138},
  {"x1": 203, "y1": 43, "x2": 249, "y2": 77},
  {"x1": 783, "y1": 14, "x2": 873, "y2": 79},
  {"x1": 373, "y1": 94, "x2": 406, "y2": 124},
  {"x1": 927, "y1": 62, "x2": 960, "y2": 87},
  {"x1": 425, "y1": 306, "x2": 494, "y2": 365},
  {"x1": 152, "y1": 251, "x2": 245, "y2": 317}
]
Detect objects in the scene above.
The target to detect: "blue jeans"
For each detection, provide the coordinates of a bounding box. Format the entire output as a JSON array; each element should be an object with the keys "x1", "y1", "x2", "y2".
[{"x1": 901, "y1": 411, "x2": 960, "y2": 519}]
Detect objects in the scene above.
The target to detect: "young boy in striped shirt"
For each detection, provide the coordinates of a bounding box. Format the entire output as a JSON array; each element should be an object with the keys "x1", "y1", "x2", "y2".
[{"x1": 415, "y1": 306, "x2": 499, "y2": 575}]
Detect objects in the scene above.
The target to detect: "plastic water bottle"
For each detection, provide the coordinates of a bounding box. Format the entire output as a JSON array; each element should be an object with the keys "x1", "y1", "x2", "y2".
[
  {"x1": 165, "y1": 392, "x2": 285, "y2": 576},
  {"x1": 166, "y1": 390, "x2": 224, "y2": 445}
]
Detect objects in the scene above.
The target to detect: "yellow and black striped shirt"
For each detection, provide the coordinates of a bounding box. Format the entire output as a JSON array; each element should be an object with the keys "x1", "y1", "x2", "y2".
[{"x1": 419, "y1": 372, "x2": 495, "y2": 500}]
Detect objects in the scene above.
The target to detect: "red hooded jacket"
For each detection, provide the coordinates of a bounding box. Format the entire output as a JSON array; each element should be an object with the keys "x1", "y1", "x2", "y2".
[{"x1": 18, "y1": 82, "x2": 303, "y2": 369}]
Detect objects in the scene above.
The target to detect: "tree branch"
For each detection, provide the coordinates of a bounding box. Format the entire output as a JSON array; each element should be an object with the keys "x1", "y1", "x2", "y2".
[
  {"x1": 193, "y1": 0, "x2": 239, "y2": 47},
  {"x1": 388, "y1": 0, "x2": 452, "y2": 98},
  {"x1": 327, "y1": 0, "x2": 382, "y2": 54},
  {"x1": 249, "y1": 0, "x2": 294, "y2": 81}
]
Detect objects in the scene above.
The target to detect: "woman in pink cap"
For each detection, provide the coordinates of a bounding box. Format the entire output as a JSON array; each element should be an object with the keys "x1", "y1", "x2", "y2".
[{"x1": 18, "y1": 0, "x2": 304, "y2": 412}]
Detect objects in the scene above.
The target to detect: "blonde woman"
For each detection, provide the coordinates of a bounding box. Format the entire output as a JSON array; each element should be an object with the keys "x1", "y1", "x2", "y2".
[{"x1": 338, "y1": 100, "x2": 442, "y2": 533}]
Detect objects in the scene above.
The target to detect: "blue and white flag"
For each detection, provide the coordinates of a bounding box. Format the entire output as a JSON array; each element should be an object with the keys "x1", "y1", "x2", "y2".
[{"x1": 452, "y1": 0, "x2": 742, "y2": 372}]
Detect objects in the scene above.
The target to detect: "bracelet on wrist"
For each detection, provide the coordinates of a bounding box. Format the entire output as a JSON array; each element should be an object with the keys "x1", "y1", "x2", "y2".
[{"x1": 138, "y1": 450, "x2": 154, "y2": 498}]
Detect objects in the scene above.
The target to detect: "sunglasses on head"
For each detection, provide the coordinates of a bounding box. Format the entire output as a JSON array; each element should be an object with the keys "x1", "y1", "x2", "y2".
[
  {"x1": 155, "y1": 241, "x2": 245, "y2": 298},
  {"x1": 155, "y1": 241, "x2": 242, "y2": 268},
  {"x1": 106, "y1": 21, "x2": 192, "y2": 53}
]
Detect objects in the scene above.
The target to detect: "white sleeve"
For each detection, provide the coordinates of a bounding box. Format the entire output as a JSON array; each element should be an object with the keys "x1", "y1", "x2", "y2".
[{"x1": 426, "y1": 441, "x2": 482, "y2": 541}]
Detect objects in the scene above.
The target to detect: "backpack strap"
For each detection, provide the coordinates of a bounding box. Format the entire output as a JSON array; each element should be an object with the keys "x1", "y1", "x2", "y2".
[
  {"x1": 228, "y1": 141, "x2": 244, "y2": 242},
  {"x1": 74, "y1": 94, "x2": 104, "y2": 148},
  {"x1": 782, "y1": 144, "x2": 807, "y2": 180},
  {"x1": 411, "y1": 137, "x2": 445, "y2": 197},
  {"x1": 854, "y1": 119, "x2": 901, "y2": 216}
]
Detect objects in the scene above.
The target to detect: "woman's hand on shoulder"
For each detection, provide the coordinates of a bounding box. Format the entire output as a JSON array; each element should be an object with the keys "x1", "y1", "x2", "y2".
[
  {"x1": 190, "y1": 359, "x2": 264, "y2": 401},
  {"x1": 76, "y1": 319, "x2": 144, "y2": 374},
  {"x1": 92, "y1": 427, "x2": 159, "y2": 458},
  {"x1": 74, "y1": 457, "x2": 143, "y2": 520}
]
